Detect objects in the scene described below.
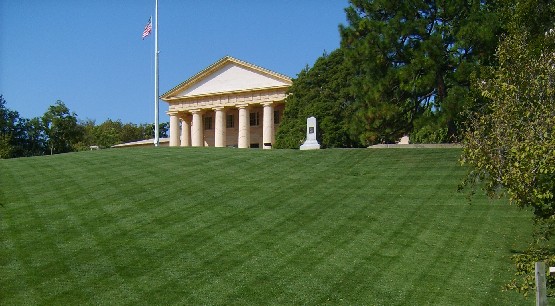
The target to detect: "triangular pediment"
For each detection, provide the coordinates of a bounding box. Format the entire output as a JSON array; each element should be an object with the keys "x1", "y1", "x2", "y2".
[{"x1": 161, "y1": 56, "x2": 292, "y2": 100}]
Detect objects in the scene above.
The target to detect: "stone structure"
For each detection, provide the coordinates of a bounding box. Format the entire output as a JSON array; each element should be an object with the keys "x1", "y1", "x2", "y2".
[
  {"x1": 398, "y1": 135, "x2": 410, "y2": 145},
  {"x1": 160, "y1": 56, "x2": 292, "y2": 149},
  {"x1": 300, "y1": 116, "x2": 321, "y2": 150}
]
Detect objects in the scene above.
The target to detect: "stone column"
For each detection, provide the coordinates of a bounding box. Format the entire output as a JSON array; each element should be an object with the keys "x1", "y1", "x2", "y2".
[
  {"x1": 237, "y1": 104, "x2": 250, "y2": 148},
  {"x1": 214, "y1": 107, "x2": 226, "y2": 148},
  {"x1": 180, "y1": 114, "x2": 191, "y2": 147},
  {"x1": 169, "y1": 112, "x2": 180, "y2": 147},
  {"x1": 262, "y1": 102, "x2": 274, "y2": 149},
  {"x1": 191, "y1": 110, "x2": 204, "y2": 147}
]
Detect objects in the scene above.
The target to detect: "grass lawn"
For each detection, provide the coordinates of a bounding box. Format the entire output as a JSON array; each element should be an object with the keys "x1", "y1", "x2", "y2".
[{"x1": 0, "y1": 148, "x2": 535, "y2": 304}]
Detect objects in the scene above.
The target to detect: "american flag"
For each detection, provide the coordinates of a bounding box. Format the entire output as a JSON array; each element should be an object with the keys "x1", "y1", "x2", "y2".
[{"x1": 142, "y1": 17, "x2": 152, "y2": 40}]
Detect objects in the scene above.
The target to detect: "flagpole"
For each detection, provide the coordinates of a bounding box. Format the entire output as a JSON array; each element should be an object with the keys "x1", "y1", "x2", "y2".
[{"x1": 154, "y1": 0, "x2": 160, "y2": 147}]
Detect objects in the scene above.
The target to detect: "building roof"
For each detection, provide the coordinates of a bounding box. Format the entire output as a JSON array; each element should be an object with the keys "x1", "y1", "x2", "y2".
[{"x1": 160, "y1": 56, "x2": 292, "y2": 101}]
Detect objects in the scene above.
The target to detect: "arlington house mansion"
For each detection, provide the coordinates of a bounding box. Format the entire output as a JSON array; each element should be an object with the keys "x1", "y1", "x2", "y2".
[{"x1": 159, "y1": 56, "x2": 293, "y2": 149}]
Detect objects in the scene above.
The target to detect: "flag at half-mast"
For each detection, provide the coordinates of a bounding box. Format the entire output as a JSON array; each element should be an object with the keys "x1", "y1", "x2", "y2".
[{"x1": 142, "y1": 17, "x2": 152, "y2": 40}]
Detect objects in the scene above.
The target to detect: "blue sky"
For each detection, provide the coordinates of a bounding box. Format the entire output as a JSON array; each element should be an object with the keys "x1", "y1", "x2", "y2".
[{"x1": 0, "y1": 0, "x2": 349, "y2": 125}]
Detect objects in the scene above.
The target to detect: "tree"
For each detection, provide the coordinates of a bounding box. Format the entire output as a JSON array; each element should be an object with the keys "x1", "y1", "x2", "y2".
[
  {"x1": 93, "y1": 119, "x2": 124, "y2": 148},
  {"x1": 0, "y1": 133, "x2": 14, "y2": 159},
  {"x1": 502, "y1": 0, "x2": 555, "y2": 40},
  {"x1": 85, "y1": 119, "x2": 153, "y2": 148},
  {"x1": 463, "y1": 31, "x2": 555, "y2": 220},
  {"x1": 460, "y1": 0, "x2": 555, "y2": 295},
  {"x1": 461, "y1": 30, "x2": 555, "y2": 295},
  {"x1": 75, "y1": 119, "x2": 97, "y2": 150},
  {"x1": 144, "y1": 122, "x2": 168, "y2": 140},
  {"x1": 20, "y1": 117, "x2": 47, "y2": 156},
  {"x1": 120, "y1": 122, "x2": 147, "y2": 144},
  {"x1": 0, "y1": 95, "x2": 30, "y2": 158},
  {"x1": 276, "y1": 49, "x2": 362, "y2": 148},
  {"x1": 339, "y1": 0, "x2": 503, "y2": 145},
  {"x1": 0, "y1": 97, "x2": 162, "y2": 155},
  {"x1": 42, "y1": 100, "x2": 83, "y2": 154},
  {"x1": 0, "y1": 95, "x2": 17, "y2": 158}
]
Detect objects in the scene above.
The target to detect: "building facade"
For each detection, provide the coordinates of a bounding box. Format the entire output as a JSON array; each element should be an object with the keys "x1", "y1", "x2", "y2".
[{"x1": 160, "y1": 56, "x2": 292, "y2": 149}]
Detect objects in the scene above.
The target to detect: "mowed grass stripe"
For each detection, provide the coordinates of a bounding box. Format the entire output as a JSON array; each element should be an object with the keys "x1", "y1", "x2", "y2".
[
  {"x1": 0, "y1": 149, "x2": 490, "y2": 302},
  {"x1": 0, "y1": 148, "x2": 532, "y2": 304}
]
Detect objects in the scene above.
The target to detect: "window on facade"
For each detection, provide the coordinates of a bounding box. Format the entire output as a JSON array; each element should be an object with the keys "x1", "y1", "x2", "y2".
[
  {"x1": 204, "y1": 116, "x2": 212, "y2": 130},
  {"x1": 226, "y1": 114, "x2": 234, "y2": 128},
  {"x1": 274, "y1": 110, "x2": 280, "y2": 124},
  {"x1": 250, "y1": 112, "x2": 259, "y2": 126}
]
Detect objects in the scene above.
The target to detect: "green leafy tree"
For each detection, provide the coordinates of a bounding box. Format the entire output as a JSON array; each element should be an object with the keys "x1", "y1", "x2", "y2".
[
  {"x1": 0, "y1": 133, "x2": 14, "y2": 159},
  {"x1": 502, "y1": 0, "x2": 555, "y2": 39},
  {"x1": 276, "y1": 49, "x2": 362, "y2": 148},
  {"x1": 76, "y1": 119, "x2": 164, "y2": 149},
  {"x1": 75, "y1": 119, "x2": 97, "y2": 150},
  {"x1": 461, "y1": 31, "x2": 555, "y2": 296},
  {"x1": 463, "y1": 31, "x2": 555, "y2": 221},
  {"x1": 0, "y1": 95, "x2": 30, "y2": 158},
  {"x1": 21, "y1": 117, "x2": 47, "y2": 156},
  {"x1": 89, "y1": 119, "x2": 153, "y2": 148},
  {"x1": 93, "y1": 119, "x2": 124, "y2": 148},
  {"x1": 0, "y1": 95, "x2": 18, "y2": 158},
  {"x1": 340, "y1": 0, "x2": 503, "y2": 145},
  {"x1": 120, "y1": 122, "x2": 147, "y2": 143},
  {"x1": 42, "y1": 100, "x2": 83, "y2": 154},
  {"x1": 461, "y1": 0, "x2": 555, "y2": 296},
  {"x1": 144, "y1": 122, "x2": 169, "y2": 140}
]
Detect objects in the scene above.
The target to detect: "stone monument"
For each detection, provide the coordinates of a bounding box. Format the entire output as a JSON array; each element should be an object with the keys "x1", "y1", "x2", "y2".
[{"x1": 300, "y1": 116, "x2": 321, "y2": 150}]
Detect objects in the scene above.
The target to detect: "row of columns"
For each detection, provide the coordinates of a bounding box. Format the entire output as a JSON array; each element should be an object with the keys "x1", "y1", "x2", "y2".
[{"x1": 168, "y1": 102, "x2": 275, "y2": 149}]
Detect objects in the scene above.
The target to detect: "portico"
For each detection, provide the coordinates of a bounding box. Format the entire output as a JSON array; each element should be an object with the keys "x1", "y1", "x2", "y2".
[{"x1": 161, "y1": 56, "x2": 292, "y2": 149}]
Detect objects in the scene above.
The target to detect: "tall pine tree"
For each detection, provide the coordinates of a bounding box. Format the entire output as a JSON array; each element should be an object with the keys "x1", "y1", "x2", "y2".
[{"x1": 340, "y1": 0, "x2": 503, "y2": 145}]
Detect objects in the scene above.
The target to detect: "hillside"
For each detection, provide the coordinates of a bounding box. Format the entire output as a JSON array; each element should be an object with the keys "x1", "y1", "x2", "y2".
[{"x1": 0, "y1": 148, "x2": 533, "y2": 304}]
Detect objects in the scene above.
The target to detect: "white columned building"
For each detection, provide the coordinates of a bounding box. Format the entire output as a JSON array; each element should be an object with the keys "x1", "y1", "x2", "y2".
[{"x1": 161, "y1": 56, "x2": 292, "y2": 148}]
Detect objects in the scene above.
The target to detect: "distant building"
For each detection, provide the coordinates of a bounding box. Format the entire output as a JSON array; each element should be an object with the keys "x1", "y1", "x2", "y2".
[{"x1": 160, "y1": 56, "x2": 292, "y2": 149}]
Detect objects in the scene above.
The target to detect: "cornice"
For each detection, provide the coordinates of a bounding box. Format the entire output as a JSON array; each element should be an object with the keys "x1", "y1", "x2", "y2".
[
  {"x1": 162, "y1": 84, "x2": 289, "y2": 102},
  {"x1": 160, "y1": 56, "x2": 292, "y2": 100}
]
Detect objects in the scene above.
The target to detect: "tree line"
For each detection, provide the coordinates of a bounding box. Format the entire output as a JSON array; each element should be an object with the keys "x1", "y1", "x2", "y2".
[
  {"x1": 0, "y1": 96, "x2": 168, "y2": 158},
  {"x1": 276, "y1": 0, "x2": 551, "y2": 148}
]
